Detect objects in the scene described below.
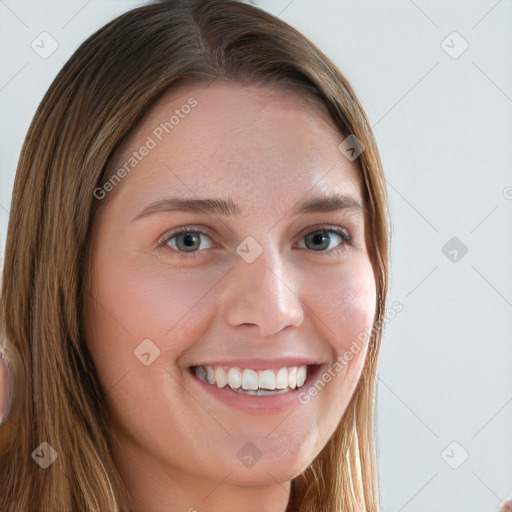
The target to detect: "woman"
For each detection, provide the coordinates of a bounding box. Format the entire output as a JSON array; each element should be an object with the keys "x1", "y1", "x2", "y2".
[{"x1": 0, "y1": 0, "x2": 501, "y2": 511}]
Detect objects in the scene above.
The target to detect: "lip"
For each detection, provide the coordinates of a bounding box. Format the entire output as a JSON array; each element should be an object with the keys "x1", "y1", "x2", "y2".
[
  {"x1": 189, "y1": 358, "x2": 325, "y2": 371},
  {"x1": 187, "y1": 363, "x2": 326, "y2": 415}
]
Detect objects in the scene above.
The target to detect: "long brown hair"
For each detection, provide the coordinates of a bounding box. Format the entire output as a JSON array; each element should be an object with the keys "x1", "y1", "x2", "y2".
[{"x1": 0, "y1": 1, "x2": 389, "y2": 510}]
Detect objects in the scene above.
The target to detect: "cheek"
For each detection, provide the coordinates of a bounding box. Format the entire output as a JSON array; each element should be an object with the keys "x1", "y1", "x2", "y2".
[
  {"x1": 128, "y1": 262, "x2": 231, "y2": 353},
  {"x1": 258, "y1": 259, "x2": 378, "y2": 468},
  {"x1": 299, "y1": 259, "x2": 376, "y2": 427},
  {"x1": 306, "y1": 258, "x2": 377, "y2": 351},
  {"x1": 83, "y1": 246, "x2": 229, "y2": 376}
]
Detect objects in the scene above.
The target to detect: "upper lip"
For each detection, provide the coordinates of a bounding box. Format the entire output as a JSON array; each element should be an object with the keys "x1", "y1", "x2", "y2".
[{"x1": 189, "y1": 358, "x2": 325, "y2": 370}]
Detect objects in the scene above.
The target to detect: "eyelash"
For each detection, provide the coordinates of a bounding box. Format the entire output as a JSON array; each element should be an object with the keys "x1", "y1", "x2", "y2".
[{"x1": 155, "y1": 225, "x2": 353, "y2": 260}]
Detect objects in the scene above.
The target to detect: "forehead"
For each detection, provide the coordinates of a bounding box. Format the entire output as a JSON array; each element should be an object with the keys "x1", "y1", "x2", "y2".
[{"x1": 107, "y1": 81, "x2": 363, "y2": 217}]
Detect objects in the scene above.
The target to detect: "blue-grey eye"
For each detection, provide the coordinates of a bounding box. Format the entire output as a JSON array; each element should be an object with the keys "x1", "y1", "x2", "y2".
[
  {"x1": 301, "y1": 228, "x2": 350, "y2": 252},
  {"x1": 165, "y1": 229, "x2": 213, "y2": 253}
]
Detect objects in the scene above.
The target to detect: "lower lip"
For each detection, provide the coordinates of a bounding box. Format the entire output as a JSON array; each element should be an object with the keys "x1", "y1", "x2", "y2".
[{"x1": 188, "y1": 364, "x2": 325, "y2": 415}]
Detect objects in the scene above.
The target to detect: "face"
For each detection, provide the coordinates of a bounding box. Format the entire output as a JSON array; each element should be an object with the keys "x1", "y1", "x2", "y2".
[{"x1": 83, "y1": 81, "x2": 376, "y2": 498}]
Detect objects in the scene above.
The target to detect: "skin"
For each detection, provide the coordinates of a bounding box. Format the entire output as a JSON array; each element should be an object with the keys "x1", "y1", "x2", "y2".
[{"x1": 83, "y1": 81, "x2": 376, "y2": 512}]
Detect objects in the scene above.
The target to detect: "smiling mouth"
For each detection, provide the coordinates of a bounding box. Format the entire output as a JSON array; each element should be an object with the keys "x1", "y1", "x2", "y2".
[{"x1": 190, "y1": 364, "x2": 317, "y2": 396}]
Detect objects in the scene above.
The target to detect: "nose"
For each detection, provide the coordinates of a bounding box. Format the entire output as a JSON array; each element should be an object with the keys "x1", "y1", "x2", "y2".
[{"x1": 222, "y1": 244, "x2": 305, "y2": 337}]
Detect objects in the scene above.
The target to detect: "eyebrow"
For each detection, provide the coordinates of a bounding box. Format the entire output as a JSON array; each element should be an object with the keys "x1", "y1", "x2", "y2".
[{"x1": 131, "y1": 193, "x2": 364, "y2": 222}]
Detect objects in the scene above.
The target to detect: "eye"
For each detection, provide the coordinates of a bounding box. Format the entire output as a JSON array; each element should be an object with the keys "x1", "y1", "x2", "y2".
[
  {"x1": 296, "y1": 226, "x2": 352, "y2": 256},
  {"x1": 155, "y1": 225, "x2": 352, "y2": 259},
  {"x1": 156, "y1": 226, "x2": 215, "y2": 259}
]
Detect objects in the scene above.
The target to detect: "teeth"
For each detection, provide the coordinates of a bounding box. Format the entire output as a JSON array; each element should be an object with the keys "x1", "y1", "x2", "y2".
[
  {"x1": 227, "y1": 367, "x2": 242, "y2": 389},
  {"x1": 195, "y1": 365, "x2": 207, "y2": 382},
  {"x1": 296, "y1": 366, "x2": 306, "y2": 387},
  {"x1": 205, "y1": 366, "x2": 215, "y2": 385},
  {"x1": 275, "y1": 367, "x2": 288, "y2": 390},
  {"x1": 234, "y1": 387, "x2": 289, "y2": 396},
  {"x1": 215, "y1": 367, "x2": 228, "y2": 388},
  {"x1": 258, "y1": 370, "x2": 276, "y2": 390},
  {"x1": 194, "y1": 364, "x2": 310, "y2": 393},
  {"x1": 242, "y1": 369, "x2": 259, "y2": 390},
  {"x1": 288, "y1": 367, "x2": 297, "y2": 389}
]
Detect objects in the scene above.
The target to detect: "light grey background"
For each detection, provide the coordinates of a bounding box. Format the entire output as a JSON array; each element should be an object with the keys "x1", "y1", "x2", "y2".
[{"x1": 1, "y1": 1, "x2": 511, "y2": 510}]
